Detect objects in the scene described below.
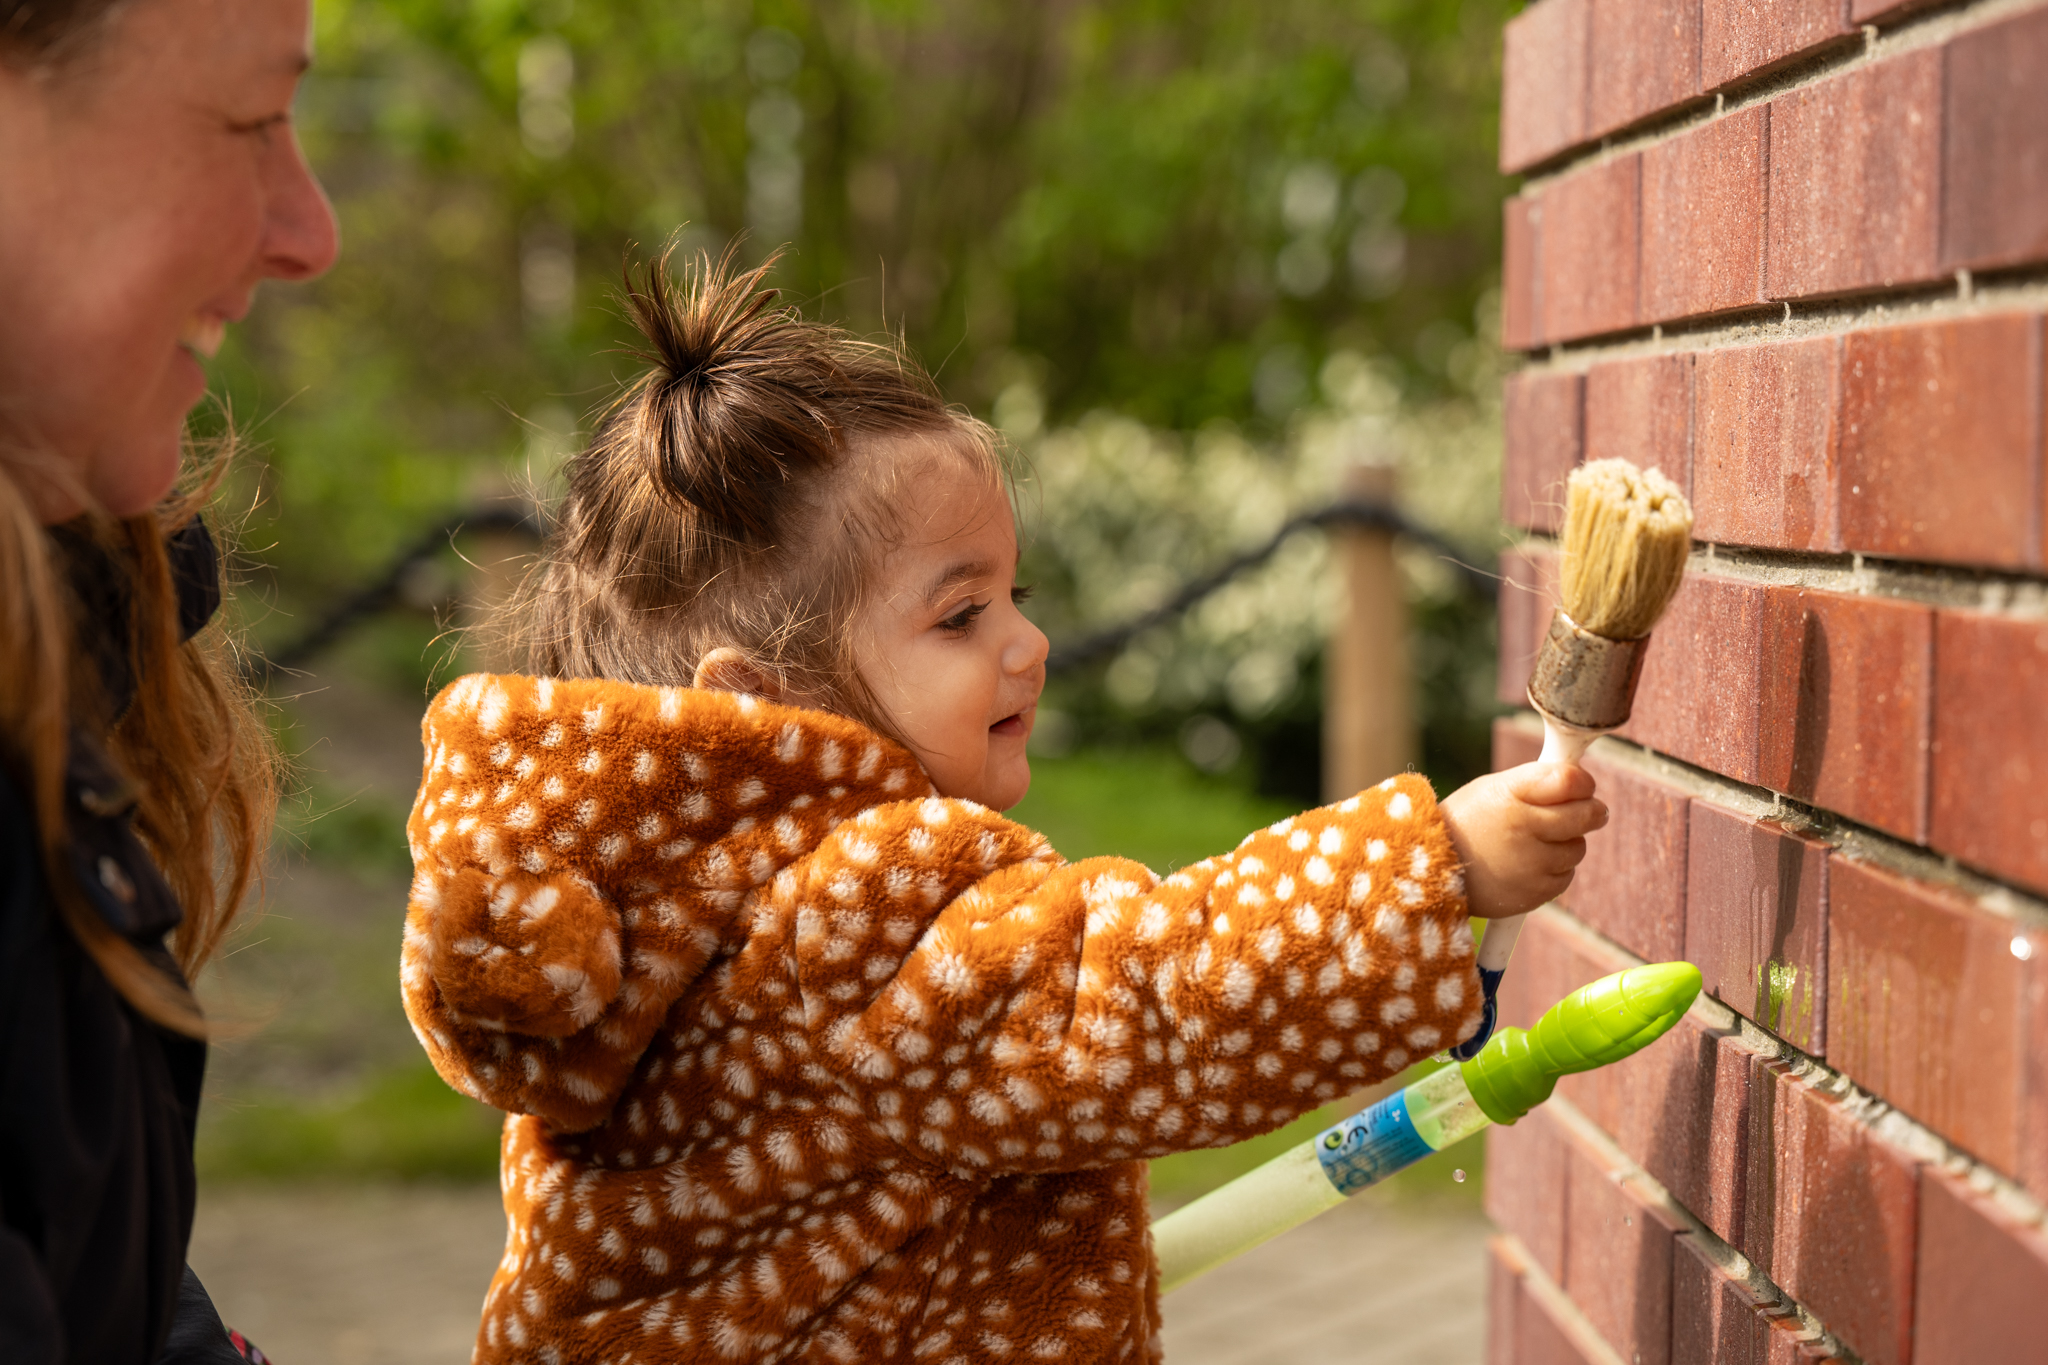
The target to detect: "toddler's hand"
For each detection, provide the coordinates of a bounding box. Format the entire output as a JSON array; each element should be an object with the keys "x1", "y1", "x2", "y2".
[{"x1": 1439, "y1": 762, "x2": 1608, "y2": 919}]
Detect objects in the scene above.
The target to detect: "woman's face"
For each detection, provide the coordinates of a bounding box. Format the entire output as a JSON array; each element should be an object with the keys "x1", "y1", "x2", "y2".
[{"x1": 0, "y1": 0, "x2": 338, "y2": 521}]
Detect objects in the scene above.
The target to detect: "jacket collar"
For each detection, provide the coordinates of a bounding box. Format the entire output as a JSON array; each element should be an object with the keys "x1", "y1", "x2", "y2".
[
  {"x1": 52, "y1": 515, "x2": 221, "y2": 943},
  {"x1": 54, "y1": 514, "x2": 221, "y2": 721}
]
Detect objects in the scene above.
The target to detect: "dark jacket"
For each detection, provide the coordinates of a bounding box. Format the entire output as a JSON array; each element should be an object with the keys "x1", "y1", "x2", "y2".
[{"x1": 0, "y1": 519, "x2": 245, "y2": 1365}]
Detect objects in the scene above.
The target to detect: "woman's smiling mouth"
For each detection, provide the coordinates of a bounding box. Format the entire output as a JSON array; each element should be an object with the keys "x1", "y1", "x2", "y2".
[{"x1": 178, "y1": 314, "x2": 226, "y2": 360}]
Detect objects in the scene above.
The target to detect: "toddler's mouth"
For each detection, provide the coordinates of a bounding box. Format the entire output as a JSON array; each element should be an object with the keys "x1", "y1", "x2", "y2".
[{"x1": 990, "y1": 708, "x2": 1033, "y2": 739}]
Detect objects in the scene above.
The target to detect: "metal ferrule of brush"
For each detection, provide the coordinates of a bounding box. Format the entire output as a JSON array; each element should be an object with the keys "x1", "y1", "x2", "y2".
[{"x1": 1525, "y1": 608, "x2": 1651, "y2": 732}]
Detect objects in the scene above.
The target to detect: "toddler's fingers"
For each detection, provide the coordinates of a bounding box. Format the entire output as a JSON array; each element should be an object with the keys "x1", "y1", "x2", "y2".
[
  {"x1": 1539, "y1": 836, "x2": 1589, "y2": 874},
  {"x1": 1506, "y1": 760, "x2": 1598, "y2": 806},
  {"x1": 1521, "y1": 863, "x2": 1579, "y2": 908},
  {"x1": 1520, "y1": 796, "x2": 1608, "y2": 842}
]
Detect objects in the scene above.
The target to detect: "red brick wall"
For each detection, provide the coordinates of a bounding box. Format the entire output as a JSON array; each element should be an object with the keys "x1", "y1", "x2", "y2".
[{"x1": 1488, "y1": 3, "x2": 2048, "y2": 1361}]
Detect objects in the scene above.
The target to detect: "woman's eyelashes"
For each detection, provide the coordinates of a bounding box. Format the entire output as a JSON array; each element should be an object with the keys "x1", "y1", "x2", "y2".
[{"x1": 228, "y1": 111, "x2": 292, "y2": 143}]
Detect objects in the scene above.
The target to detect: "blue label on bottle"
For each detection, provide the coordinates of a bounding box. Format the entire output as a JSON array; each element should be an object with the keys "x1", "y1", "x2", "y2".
[{"x1": 1313, "y1": 1089, "x2": 1435, "y2": 1195}]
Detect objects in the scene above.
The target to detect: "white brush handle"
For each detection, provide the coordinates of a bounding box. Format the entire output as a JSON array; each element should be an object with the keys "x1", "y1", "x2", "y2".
[{"x1": 1473, "y1": 714, "x2": 1602, "y2": 976}]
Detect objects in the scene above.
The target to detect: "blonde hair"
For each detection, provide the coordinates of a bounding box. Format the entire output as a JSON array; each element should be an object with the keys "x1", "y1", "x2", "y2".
[
  {"x1": 519, "y1": 244, "x2": 1007, "y2": 737},
  {"x1": 0, "y1": 440, "x2": 276, "y2": 1038}
]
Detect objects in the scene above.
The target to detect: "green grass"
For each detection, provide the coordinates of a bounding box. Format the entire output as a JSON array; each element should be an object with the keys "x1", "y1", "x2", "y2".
[
  {"x1": 199, "y1": 1060, "x2": 504, "y2": 1183},
  {"x1": 273, "y1": 785, "x2": 413, "y2": 879},
  {"x1": 1008, "y1": 746, "x2": 1300, "y2": 873}
]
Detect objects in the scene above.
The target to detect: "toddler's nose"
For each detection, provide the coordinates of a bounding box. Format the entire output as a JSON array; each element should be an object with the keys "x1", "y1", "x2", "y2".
[{"x1": 1008, "y1": 616, "x2": 1050, "y2": 677}]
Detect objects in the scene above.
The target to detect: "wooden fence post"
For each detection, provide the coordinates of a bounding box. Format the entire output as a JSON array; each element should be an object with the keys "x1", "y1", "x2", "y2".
[{"x1": 1323, "y1": 456, "x2": 1414, "y2": 802}]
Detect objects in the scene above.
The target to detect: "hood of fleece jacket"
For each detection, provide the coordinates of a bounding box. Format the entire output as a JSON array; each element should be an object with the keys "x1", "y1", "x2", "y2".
[{"x1": 403, "y1": 672, "x2": 937, "y2": 1129}]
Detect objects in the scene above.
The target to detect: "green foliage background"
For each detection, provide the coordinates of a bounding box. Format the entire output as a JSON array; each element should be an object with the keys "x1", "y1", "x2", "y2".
[{"x1": 221, "y1": 0, "x2": 1513, "y2": 659}]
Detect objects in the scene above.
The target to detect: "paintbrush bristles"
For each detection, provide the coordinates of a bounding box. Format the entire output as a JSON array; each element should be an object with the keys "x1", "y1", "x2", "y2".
[{"x1": 1558, "y1": 458, "x2": 1694, "y2": 640}]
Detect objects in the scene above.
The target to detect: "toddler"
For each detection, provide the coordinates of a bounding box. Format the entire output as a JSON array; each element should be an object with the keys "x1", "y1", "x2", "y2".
[{"x1": 401, "y1": 250, "x2": 1602, "y2": 1364}]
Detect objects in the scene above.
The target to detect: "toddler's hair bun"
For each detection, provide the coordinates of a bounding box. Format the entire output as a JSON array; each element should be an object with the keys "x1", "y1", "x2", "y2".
[
  {"x1": 622, "y1": 245, "x2": 855, "y2": 546},
  {"x1": 521, "y1": 235, "x2": 1000, "y2": 727}
]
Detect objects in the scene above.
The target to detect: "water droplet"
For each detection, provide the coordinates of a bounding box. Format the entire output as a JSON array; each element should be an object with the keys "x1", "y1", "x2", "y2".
[
  {"x1": 1452, "y1": 1168, "x2": 1467, "y2": 1183},
  {"x1": 2014, "y1": 936, "x2": 2036, "y2": 962}
]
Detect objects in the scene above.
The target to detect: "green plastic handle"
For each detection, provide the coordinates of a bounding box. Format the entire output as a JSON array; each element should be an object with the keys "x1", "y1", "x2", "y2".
[{"x1": 1458, "y1": 960, "x2": 1702, "y2": 1125}]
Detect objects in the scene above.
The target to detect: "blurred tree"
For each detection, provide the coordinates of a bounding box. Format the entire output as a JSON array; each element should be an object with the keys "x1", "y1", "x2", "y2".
[{"x1": 220, "y1": 0, "x2": 1511, "y2": 625}]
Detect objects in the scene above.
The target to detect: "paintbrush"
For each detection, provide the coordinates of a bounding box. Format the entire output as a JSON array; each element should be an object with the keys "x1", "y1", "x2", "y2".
[{"x1": 1450, "y1": 457, "x2": 1694, "y2": 1061}]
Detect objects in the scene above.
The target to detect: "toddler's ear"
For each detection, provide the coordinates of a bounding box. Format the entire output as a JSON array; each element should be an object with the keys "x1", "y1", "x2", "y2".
[{"x1": 695, "y1": 646, "x2": 770, "y2": 695}]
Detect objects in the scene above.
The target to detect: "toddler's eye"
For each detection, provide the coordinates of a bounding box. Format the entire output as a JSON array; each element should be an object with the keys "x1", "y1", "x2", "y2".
[
  {"x1": 1011, "y1": 583, "x2": 1035, "y2": 604},
  {"x1": 940, "y1": 601, "x2": 990, "y2": 634}
]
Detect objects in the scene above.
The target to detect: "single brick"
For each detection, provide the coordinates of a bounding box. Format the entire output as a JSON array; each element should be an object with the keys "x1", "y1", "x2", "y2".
[
  {"x1": 1625, "y1": 574, "x2": 1769, "y2": 785},
  {"x1": 1942, "y1": 5, "x2": 2048, "y2": 272},
  {"x1": 1748, "y1": 1064, "x2": 1920, "y2": 1365},
  {"x1": 2025, "y1": 939, "x2": 2048, "y2": 1202},
  {"x1": 1692, "y1": 336, "x2": 1840, "y2": 551},
  {"x1": 1486, "y1": 1109, "x2": 1570, "y2": 1284},
  {"x1": 1829, "y1": 857, "x2": 2025, "y2": 1174},
  {"x1": 1672, "y1": 1235, "x2": 1776, "y2": 1365},
  {"x1": 1541, "y1": 156, "x2": 1642, "y2": 343},
  {"x1": 1560, "y1": 752, "x2": 1691, "y2": 962},
  {"x1": 1497, "y1": 546, "x2": 1561, "y2": 705},
  {"x1": 1701, "y1": 0, "x2": 1855, "y2": 92},
  {"x1": 1583, "y1": 352, "x2": 1693, "y2": 497},
  {"x1": 1641, "y1": 107, "x2": 1767, "y2": 325},
  {"x1": 1931, "y1": 610, "x2": 2048, "y2": 894},
  {"x1": 1561, "y1": 1124, "x2": 1681, "y2": 1365},
  {"x1": 1839, "y1": 312, "x2": 2044, "y2": 570},
  {"x1": 1756, "y1": 586, "x2": 1933, "y2": 844},
  {"x1": 1586, "y1": 0, "x2": 1701, "y2": 139},
  {"x1": 1685, "y1": 801, "x2": 1828, "y2": 1055},
  {"x1": 1502, "y1": 0, "x2": 1592, "y2": 174},
  {"x1": 1503, "y1": 370, "x2": 1584, "y2": 533},
  {"x1": 1911, "y1": 1169, "x2": 2048, "y2": 1365},
  {"x1": 1505, "y1": 195, "x2": 1541, "y2": 351},
  {"x1": 1766, "y1": 50, "x2": 1943, "y2": 301}
]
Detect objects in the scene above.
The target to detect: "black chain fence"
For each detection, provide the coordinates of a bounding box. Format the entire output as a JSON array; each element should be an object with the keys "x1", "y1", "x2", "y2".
[{"x1": 243, "y1": 499, "x2": 1495, "y2": 686}]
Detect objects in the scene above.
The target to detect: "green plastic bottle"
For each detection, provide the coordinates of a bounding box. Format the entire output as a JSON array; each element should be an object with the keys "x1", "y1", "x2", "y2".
[{"x1": 1151, "y1": 960, "x2": 1702, "y2": 1293}]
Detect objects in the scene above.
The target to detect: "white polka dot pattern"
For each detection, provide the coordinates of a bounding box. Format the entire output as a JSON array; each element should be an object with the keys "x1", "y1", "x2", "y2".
[{"x1": 403, "y1": 673, "x2": 1480, "y2": 1363}]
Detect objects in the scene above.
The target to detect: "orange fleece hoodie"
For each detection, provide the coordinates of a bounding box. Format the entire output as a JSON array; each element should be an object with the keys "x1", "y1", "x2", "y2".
[{"x1": 402, "y1": 673, "x2": 1482, "y2": 1363}]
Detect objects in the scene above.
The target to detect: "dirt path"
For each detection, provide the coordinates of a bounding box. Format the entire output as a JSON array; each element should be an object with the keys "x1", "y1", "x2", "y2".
[{"x1": 190, "y1": 1183, "x2": 1490, "y2": 1365}]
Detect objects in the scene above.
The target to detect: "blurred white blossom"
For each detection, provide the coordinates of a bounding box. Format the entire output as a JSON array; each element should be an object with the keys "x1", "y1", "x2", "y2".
[{"x1": 1014, "y1": 335, "x2": 1502, "y2": 721}]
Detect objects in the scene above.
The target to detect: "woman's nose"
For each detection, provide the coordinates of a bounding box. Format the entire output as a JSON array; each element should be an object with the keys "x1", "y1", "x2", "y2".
[{"x1": 262, "y1": 129, "x2": 339, "y2": 283}]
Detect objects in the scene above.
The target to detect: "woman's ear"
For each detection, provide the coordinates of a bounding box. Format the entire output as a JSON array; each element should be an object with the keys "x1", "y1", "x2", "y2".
[{"x1": 694, "y1": 647, "x2": 775, "y2": 698}]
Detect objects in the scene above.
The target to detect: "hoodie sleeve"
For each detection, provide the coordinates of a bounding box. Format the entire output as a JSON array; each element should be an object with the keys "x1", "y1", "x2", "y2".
[{"x1": 776, "y1": 773, "x2": 1480, "y2": 1174}]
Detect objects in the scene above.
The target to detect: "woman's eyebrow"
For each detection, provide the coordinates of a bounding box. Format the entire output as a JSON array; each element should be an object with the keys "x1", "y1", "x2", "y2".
[{"x1": 924, "y1": 559, "x2": 997, "y2": 606}]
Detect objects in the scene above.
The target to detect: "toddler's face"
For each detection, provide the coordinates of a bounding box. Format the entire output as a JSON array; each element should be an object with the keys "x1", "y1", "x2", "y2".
[{"x1": 852, "y1": 457, "x2": 1047, "y2": 810}]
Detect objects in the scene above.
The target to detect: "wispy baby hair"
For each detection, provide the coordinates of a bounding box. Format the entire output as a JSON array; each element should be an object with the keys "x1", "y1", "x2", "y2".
[{"x1": 519, "y1": 241, "x2": 1004, "y2": 733}]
